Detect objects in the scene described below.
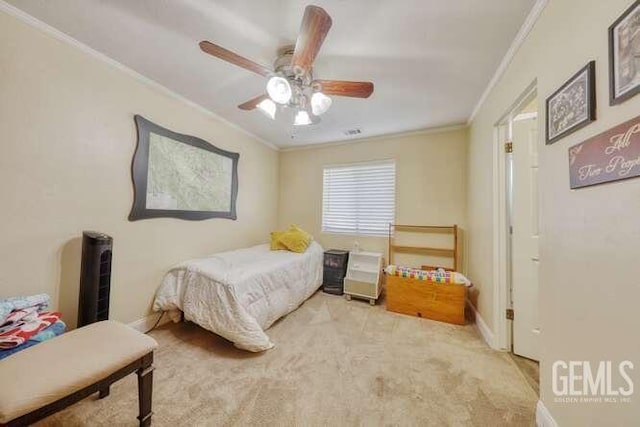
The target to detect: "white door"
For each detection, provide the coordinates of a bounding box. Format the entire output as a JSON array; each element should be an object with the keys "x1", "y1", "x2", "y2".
[{"x1": 510, "y1": 113, "x2": 540, "y2": 361}]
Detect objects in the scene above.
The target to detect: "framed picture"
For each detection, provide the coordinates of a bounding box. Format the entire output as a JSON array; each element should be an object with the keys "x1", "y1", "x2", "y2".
[
  {"x1": 546, "y1": 61, "x2": 596, "y2": 144},
  {"x1": 129, "y1": 115, "x2": 239, "y2": 221},
  {"x1": 609, "y1": 0, "x2": 640, "y2": 105}
]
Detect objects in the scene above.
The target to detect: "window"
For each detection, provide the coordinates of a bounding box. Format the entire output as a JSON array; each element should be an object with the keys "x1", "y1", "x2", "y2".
[{"x1": 322, "y1": 160, "x2": 396, "y2": 236}]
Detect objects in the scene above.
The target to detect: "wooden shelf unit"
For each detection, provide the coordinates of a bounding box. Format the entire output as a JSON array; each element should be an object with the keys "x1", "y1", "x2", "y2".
[
  {"x1": 388, "y1": 224, "x2": 458, "y2": 271},
  {"x1": 344, "y1": 251, "x2": 383, "y2": 305}
]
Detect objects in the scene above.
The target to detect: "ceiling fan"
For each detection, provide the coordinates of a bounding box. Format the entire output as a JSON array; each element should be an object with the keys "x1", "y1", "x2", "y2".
[{"x1": 199, "y1": 5, "x2": 374, "y2": 126}]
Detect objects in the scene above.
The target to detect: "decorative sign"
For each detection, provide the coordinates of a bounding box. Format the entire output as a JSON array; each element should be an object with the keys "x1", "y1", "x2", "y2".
[{"x1": 569, "y1": 114, "x2": 640, "y2": 189}]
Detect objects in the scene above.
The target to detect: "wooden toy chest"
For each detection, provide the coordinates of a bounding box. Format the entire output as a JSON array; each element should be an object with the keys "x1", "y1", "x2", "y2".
[{"x1": 386, "y1": 275, "x2": 466, "y2": 325}]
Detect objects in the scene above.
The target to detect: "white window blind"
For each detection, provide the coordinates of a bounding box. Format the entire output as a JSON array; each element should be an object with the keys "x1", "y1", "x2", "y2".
[{"x1": 322, "y1": 160, "x2": 396, "y2": 236}]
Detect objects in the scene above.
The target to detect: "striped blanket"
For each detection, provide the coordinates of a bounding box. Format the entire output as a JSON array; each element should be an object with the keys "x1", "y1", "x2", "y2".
[{"x1": 384, "y1": 265, "x2": 472, "y2": 286}]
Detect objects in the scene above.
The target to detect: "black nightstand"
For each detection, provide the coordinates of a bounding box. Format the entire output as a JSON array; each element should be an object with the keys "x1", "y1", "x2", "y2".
[{"x1": 323, "y1": 250, "x2": 349, "y2": 295}]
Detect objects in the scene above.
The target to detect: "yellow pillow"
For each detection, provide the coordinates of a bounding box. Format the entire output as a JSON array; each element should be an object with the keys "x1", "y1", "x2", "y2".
[
  {"x1": 279, "y1": 226, "x2": 313, "y2": 253},
  {"x1": 289, "y1": 224, "x2": 313, "y2": 242},
  {"x1": 270, "y1": 231, "x2": 287, "y2": 251}
]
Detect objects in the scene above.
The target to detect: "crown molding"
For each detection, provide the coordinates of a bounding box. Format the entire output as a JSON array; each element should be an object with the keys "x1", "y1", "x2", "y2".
[
  {"x1": 2, "y1": 0, "x2": 548, "y2": 150},
  {"x1": 280, "y1": 123, "x2": 468, "y2": 153},
  {"x1": 467, "y1": 0, "x2": 549, "y2": 124},
  {"x1": 0, "y1": 0, "x2": 279, "y2": 151}
]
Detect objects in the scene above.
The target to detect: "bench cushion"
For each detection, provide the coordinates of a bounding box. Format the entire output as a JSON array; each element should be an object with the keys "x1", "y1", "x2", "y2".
[{"x1": 0, "y1": 320, "x2": 158, "y2": 424}]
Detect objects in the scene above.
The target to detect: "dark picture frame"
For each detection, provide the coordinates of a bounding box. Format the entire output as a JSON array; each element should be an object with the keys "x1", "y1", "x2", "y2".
[
  {"x1": 609, "y1": 0, "x2": 640, "y2": 105},
  {"x1": 129, "y1": 115, "x2": 239, "y2": 221},
  {"x1": 546, "y1": 61, "x2": 596, "y2": 144}
]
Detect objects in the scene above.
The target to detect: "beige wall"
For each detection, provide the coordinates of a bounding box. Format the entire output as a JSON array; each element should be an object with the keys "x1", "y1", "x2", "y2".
[
  {"x1": 467, "y1": 0, "x2": 640, "y2": 424},
  {"x1": 279, "y1": 128, "x2": 468, "y2": 270},
  {"x1": 5, "y1": 1, "x2": 639, "y2": 422},
  {"x1": 0, "y1": 12, "x2": 279, "y2": 328}
]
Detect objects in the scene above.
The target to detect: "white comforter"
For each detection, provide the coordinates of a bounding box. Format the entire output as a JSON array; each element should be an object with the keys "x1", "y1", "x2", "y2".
[{"x1": 153, "y1": 242, "x2": 324, "y2": 352}]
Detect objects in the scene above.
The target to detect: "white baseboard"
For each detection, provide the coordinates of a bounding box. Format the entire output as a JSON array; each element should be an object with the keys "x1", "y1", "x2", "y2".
[
  {"x1": 128, "y1": 312, "x2": 171, "y2": 333},
  {"x1": 536, "y1": 400, "x2": 558, "y2": 427},
  {"x1": 466, "y1": 299, "x2": 496, "y2": 349}
]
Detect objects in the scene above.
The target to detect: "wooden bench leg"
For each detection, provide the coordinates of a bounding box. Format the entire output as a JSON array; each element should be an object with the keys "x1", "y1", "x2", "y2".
[
  {"x1": 137, "y1": 353, "x2": 154, "y2": 427},
  {"x1": 7, "y1": 352, "x2": 156, "y2": 427},
  {"x1": 98, "y1": 386, "x2": 110, "y2": 399}
]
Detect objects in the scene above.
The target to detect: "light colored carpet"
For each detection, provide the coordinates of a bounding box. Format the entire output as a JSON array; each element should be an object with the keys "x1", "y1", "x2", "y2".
[
  {"x1": 37, "y1": 292, "x2": 537, "y2": 426},
  {"x1": 510, "y1": 354, "x2": 540, "y2": 396}
]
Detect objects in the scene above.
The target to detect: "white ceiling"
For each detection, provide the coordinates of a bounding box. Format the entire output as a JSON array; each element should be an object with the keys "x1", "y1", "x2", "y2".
[{"x1": 7, "y1": 0, "x2": 536, "y2": 148}]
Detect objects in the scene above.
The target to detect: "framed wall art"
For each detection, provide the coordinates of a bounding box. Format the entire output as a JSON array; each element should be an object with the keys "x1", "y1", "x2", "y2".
[
  {"x1": 609, "y1": 0, "x2": 640, "y2": 105},
  {"x1": 546, "y1": 61, "x2": 596, "y2": 144},
  {"x1": 129, "y1": 115, "x2": 239, "y2": 221}
]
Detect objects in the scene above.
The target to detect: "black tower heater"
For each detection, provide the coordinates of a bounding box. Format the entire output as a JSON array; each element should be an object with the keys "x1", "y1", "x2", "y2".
[{"x1": 77, "y1": 231, "x2": 113, "y2": 328}]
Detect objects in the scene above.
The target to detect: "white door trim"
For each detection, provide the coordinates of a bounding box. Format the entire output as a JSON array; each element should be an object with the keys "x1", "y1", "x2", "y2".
[
  {"x1": 492, "y1": 81, "x2": 538, "y2": 351},
  {"x1": 535, "y1": 400, "x2": 558, "y2": 427},
  {"x1": 492, "y1": 123, "x2": 509, "y2": 351}
]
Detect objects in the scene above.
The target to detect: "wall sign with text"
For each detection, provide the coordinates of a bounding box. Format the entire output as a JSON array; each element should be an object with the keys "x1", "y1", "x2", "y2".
[{"x1": 569, "y1": 114, "x2": 640, "y2": 189}]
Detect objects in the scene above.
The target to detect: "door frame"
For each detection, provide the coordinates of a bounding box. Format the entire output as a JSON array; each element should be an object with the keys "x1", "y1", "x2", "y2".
[{"x1": 492, "y1": 80, "x2": 538, "y2": 351}]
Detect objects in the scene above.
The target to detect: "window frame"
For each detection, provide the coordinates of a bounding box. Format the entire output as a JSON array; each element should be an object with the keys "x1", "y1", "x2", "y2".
[{"x1": 321, "y1": 159, "x2": 396, "y2": 237}]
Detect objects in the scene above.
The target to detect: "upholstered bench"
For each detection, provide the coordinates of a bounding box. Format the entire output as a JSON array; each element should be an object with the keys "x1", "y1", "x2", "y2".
[{"x1": 0, "y1": 320, "x2": 158, "y2": 427}]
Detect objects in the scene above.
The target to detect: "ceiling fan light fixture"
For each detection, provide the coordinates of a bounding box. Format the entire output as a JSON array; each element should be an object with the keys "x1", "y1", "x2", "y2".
[
  {"x1": 200, "y1": 5, "x2": 375, "y2": 130},
  {"x1": 256, "y1": 98, "x2": 276, "y2": 120},
  {"x1": 266, "y1": 76, "x2": 292, "y2": 104},
  {"x1": 311, "y1": 92, "x2": 332, "y2": 116},
  {"x1": 294, "y1": 110, "x2": 312, "y2": 126}
]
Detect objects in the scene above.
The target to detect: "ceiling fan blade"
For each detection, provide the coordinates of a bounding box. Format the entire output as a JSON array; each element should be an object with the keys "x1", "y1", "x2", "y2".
[
  {"x1": 314, "y1": 80, "x2": 374, "y2": 98},
  {"x1": 238, "y1": 94, "x2": 269, "y2": 110},
  {"x1": 199, "y1": 41, "x2": 271, "y2": 77},
  {"x1": 291, "y1": 6, "x2": 332, "y2": 73}
]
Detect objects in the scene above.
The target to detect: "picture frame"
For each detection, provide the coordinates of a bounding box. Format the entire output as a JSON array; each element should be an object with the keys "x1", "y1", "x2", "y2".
[
  {"x1": 546, "y1": 61, "x2": 596, "y2": 144},
  {"x1": 609, "y1": 0, "x2": 640, "y2": 105},
  {"x1": 129, "y1": 115, "x2": 239, "y2": 221}
]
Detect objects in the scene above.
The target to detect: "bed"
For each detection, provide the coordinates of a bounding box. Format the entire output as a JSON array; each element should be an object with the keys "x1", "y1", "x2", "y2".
[{"x1": 153, "y1": 241, "x2": 324, "y2": 352}]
